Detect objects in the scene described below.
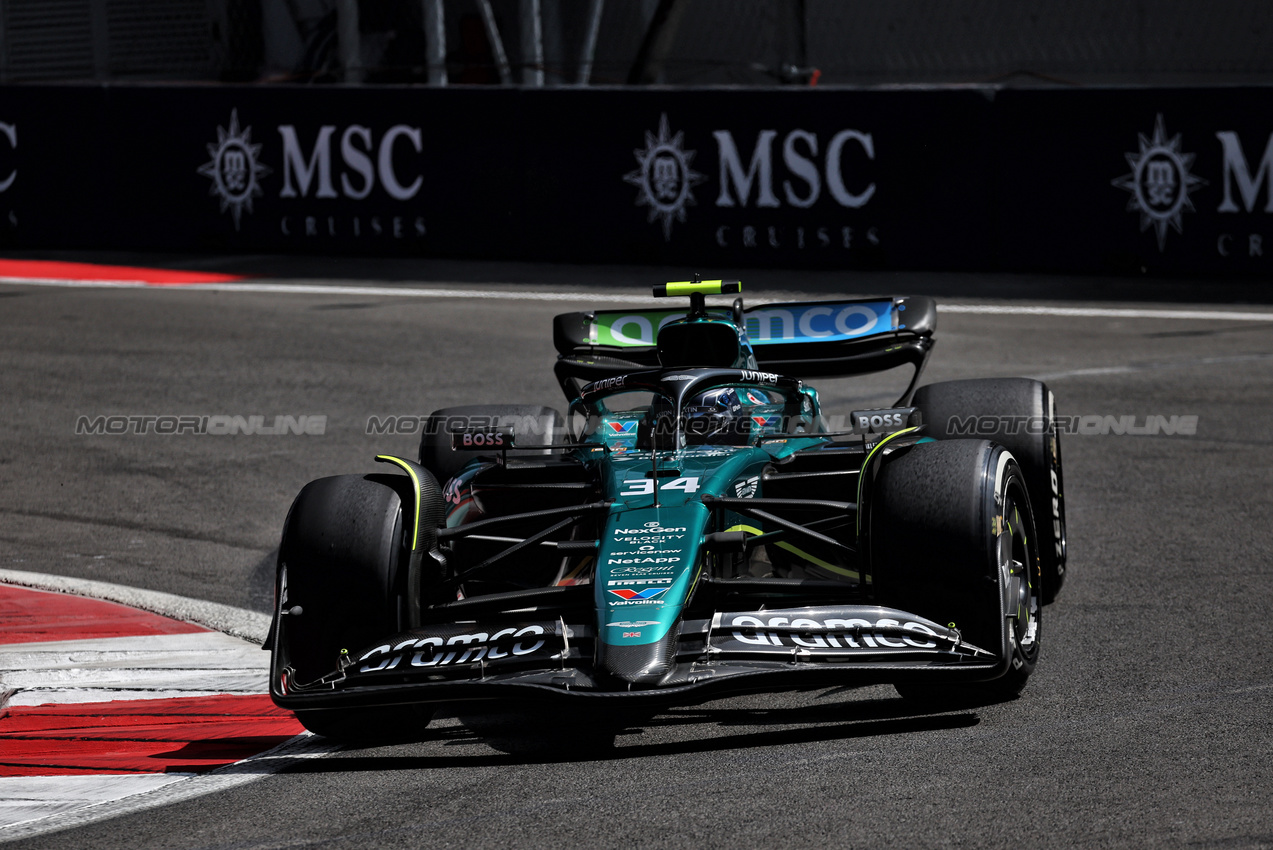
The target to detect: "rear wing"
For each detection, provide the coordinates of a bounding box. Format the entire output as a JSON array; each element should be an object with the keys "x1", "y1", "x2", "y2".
[{"x1": 553, "y1": 296, "x2": 936, "y2": 401}]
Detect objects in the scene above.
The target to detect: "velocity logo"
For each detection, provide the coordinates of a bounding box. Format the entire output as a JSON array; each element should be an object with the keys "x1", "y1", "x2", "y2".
[{"x1": 608, "y1": 588, "x2": 669, "y2": 601}]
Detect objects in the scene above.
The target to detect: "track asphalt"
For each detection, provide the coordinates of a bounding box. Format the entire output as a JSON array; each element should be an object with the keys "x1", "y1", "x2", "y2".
[{"x1": 0, "y1": 253, "x2": 1270, "y2": 848}]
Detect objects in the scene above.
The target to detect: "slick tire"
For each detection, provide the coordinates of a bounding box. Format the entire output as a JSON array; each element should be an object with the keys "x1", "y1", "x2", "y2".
[
  {"x1": 273, "y1": 473, "x2": 439, "y2": 741},
  {"x1": 419, "y1": 404, "x2": 566, "y2": 484},
  {"x1": 914, "y1": 378, "x2": 1067, "y2": 604},
  {"x1": 870, "y1": 440, "x2": 1043, "y2": 704}
]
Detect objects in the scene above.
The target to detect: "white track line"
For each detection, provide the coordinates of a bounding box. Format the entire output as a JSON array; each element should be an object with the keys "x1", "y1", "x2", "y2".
[
  {"x1": 937, "y1": 304, "x2": 1273, "y2": 322},
  {"x1": 4, "y1": 277, "x2": 1273, "y2": 322}
]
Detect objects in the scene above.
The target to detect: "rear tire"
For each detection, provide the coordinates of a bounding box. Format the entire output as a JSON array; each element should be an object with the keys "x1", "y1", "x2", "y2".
[
  {"x1": 870, "y1": 440, "x2": 1043, "y2": 705},
  {"x1": 273, "y1": 473, "x2": 441, "y2": 741},
  {"x1": 914, "y1": 378, "x2": 1067, "y2": 604}
]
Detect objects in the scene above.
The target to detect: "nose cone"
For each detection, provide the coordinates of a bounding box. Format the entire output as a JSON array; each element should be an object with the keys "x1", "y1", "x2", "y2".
[{"x1": 597, "y1": 631, "x2": 678, "y2": 686}]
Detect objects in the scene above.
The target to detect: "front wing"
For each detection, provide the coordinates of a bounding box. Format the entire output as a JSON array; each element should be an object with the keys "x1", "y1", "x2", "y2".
[{"x1": 271, "y1": 603, "x2": 1012, "y2": 710}]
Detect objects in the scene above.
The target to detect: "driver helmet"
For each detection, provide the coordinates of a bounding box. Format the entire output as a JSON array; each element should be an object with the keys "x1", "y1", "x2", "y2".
[{"x1": 684, "y1": 387, "x2": 746, "y2": 445}]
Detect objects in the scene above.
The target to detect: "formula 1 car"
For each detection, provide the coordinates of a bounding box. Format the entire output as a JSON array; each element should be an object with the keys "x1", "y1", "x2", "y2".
[{"x1": 267, "y1": 279, "x2": 1067, "y2": 740}]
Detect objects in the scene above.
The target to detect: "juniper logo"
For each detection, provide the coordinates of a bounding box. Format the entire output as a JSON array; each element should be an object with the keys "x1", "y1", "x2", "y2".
[
  {"x1": 198, "y1": 109, "x2": 271, "y2": 230},
  {"x1": 624, "y1": 113, "x2": 706, "y2": 241},
  {"x1": 1112, "y1": 114, "x2": 1206, "y2": 252}
]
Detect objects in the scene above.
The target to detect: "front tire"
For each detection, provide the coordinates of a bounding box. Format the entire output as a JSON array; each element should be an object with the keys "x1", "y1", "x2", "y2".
[
  {"x1": 914, "y1": 378, "x2": 1067, "y2": 604},
  {"x1": 272, "y1": 473, "x2": 439, "y2": 741},
  {"x1": 870, "y1": 440, "x2": 1043, "y2": 704}
]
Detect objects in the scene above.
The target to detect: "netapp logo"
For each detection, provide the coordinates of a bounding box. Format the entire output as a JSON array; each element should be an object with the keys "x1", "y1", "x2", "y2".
[{"x1": 607, "y1": 557, "x2": 680, "y2": 565}]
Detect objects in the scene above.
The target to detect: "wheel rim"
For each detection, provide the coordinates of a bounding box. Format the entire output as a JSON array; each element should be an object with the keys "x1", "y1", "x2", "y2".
[{"x1": 1000, "y1": 483, "x2": 1041, "y2": 664}]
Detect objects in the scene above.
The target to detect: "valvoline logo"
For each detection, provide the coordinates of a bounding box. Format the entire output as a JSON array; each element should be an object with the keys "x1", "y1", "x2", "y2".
[
  {"x1": 752, "y1": 415, "x2": 779, "y2": 427},
  {"x1": 608, "y1": 421, "x2": 638, "y2": 434},
  {"x1": 608, "y1": 587, "x2": 668, "y2": 601}
]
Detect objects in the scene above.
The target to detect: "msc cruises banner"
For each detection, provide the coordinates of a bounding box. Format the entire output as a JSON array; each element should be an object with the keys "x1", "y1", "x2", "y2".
[{"x1": 1, "y1": 84, "x2": 1272, "y2": 275}]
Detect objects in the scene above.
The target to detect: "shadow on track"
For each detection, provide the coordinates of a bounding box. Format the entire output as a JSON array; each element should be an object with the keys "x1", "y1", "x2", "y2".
[{"x1": 274, "y1": 693, "x2": 982, "y2": 772}]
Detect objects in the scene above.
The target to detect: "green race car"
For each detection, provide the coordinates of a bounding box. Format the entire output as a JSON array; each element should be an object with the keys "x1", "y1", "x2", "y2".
[{"x1": 267, "y1": 279, "x2": 1067, "y2": 740}]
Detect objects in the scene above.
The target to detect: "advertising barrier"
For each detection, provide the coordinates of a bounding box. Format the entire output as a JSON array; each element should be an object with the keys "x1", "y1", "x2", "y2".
[{"x1": 1, "y1": 84, "x2": 1271, "y2": 275}]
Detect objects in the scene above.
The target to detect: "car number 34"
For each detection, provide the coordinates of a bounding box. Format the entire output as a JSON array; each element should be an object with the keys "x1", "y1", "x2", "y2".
[{"x1": 621, "y1": 477, "x2": 700, "y2": 495}]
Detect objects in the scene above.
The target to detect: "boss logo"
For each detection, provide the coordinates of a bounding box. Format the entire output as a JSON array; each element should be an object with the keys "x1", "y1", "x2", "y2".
[
  {"x1": 451, "y1": 430, "x2": 514, "y2": 450},
  {"x1": 851, "y1": 407, "x2": 916, "y2": 433}
]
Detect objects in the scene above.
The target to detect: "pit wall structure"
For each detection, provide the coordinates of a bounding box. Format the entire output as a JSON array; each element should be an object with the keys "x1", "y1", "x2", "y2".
[{"x1": 1, "y1": 85, "x2": 1271, "y2": 275}]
